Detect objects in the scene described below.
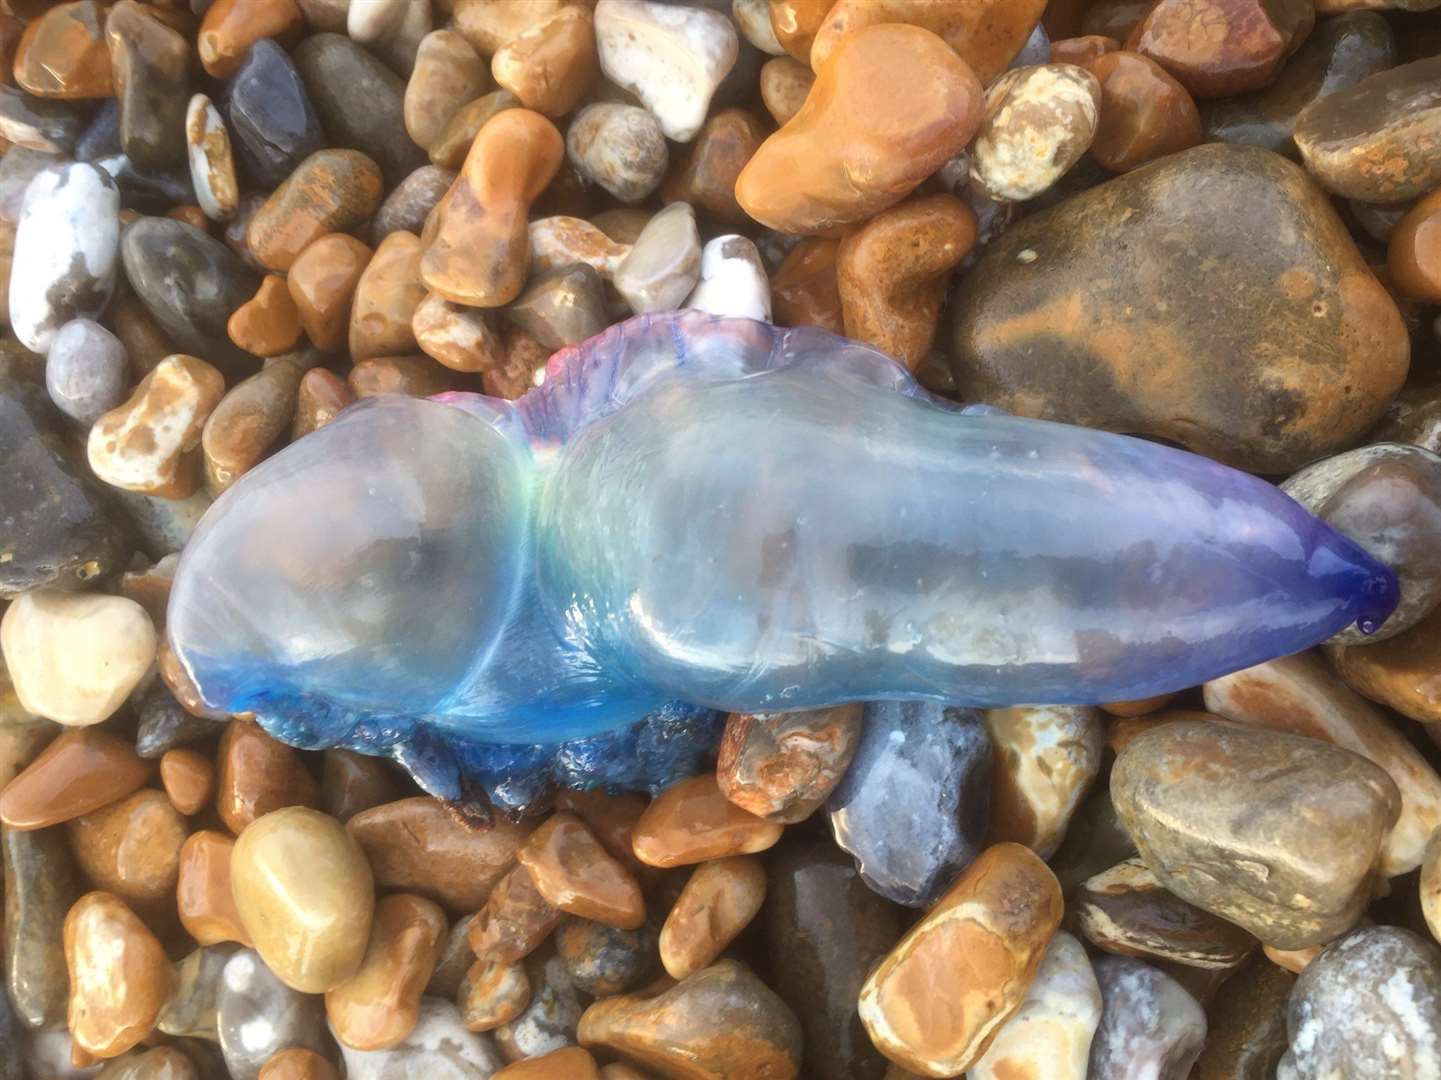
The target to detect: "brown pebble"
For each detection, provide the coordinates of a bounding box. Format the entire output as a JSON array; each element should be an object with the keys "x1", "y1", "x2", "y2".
[
  {"x1": 421, "y1": 107, "x2": 562, "y2": 307},
  {"x1": 228, "y1": 274, "x2": 303, "y2": 357},
  {"x1": 160, "y1": 748, "x2": 215, "y2": 816},
  {"x1": 717, "y1": 705, "x2": 861, "y2": 823},
  {"x1": 1101, "y1": 694, "x2": 1175, "y2": 717},
  {"x1": 215, "y1": 718, "x2": 320, "y2": 835},
  {"x1": 662, "y1": 109, "x2": 768, "y2": 226},
  {"x1": 293, "y1": 368, "x2": 355, "y2": 439},
  {"x1": 579, "y1": 958, "x2": 801, "y2": 1080},
  {"x1": 1087, "y1": 50, "x2": 1201, "y2": 172},
  {"x1": 166, "y1": 204, "x2": 210, "y2": 232},
  {"x1": 758, "y1": 55, "x2": 813, "y2": 127},
  {"x1": 428, "y1": 88, "x2": 521, "y2": 170},
  {"x1": 111, "y1": 287, "x2": 177, "y2": 377},
  {"x1": 492, "y1": 5, "x2": 598, "y2": 118},
  {"x1": 348, "y1": 354, "x2": 458, "y2": 397},
  {"x1": 1127, "y1": 0, "x2": 1313, "y2": 97},
  {"x1": 769, "y1": 0, "x2": 830, "y2": 63},
  {"x1": 599, "y1": 1066, "x2": 650, "y2": 1080},
  {"x1": 96, "y1": 1045, "x2": 200, "y2": 1080},
  {"x1": 326, "y1": 892, "x2": 447, "y2": 1051},
  {"x1": 198, "y1": 0, "x2": 301, "y2": 78},
  {"x1": 321, "y1": 748, "x2": 399, "y2": 823},
  {"x1": 517, "y1": 812, "x2": 645, "y2": 930},
  {"x1": 405, "y1": 29, "x2": 489, "y2": 152},
  {"x1": 347, "y1": 796, "x2": 534, "y2": 913},
  {"x1": 176, "y1": 829, "x2": 252, "y2": 947},
  {"x1": 67, "y1": 789, "x2": 187, "y2": 909},
  {"x1": 737, "y1": 24, "x2": 982, "y2": 235},
  {"x1": 453, "y1": 0, "x2": 570, "y2": 54},
  {"x1": 1051, "y1": 33, "x2": 1120, "y2": 66},
  {"x1": 0, "y1": 728, "x2": 151, "y2": 831},
  {"x1": 1265, "y1": 941, "x2": 1325, "y2": 974},
  {"x1": 247, "y1": 149, "x2": 383, "y2": 272},
  {"x1": 557, "y1": 788, "x2": 658, "y2": 887},
  {"x1": 459, "y1": 957, "x2": 532, "y2": 1032},
  {"x1": 349, "y1": 230, "x2": 427, "y2": 361},
  {"x1": 494, "y1": 1048, "x2": 600, "y2": 1079},
  {"x1": 837, "y1": 193, "x2": 976, "y2": 370},
  {"x1": 858, "y1": 843, "x2": 1063, "y2": 1077},
  {"x1": 659, "y1": 855, "x2": 767, "y2": 981},
  {"x1": 771, "y1": 236, "x2": 842, "y2": 334},
  {"x1": 203, "y1": 355, "x2": 309, "y2": 495},
  {"x1": 287, "y1": 233, "x2": 373, "y2": 352},
  {"x1": 413, "y1": 291, "x2": 504, "y2": 372},
  {"x1": 14, "y1": 0, "x2": 113, "y2": 98},
  {"x1": 468, "y1": 862, "x2": 562, "y2": 965},
  {"x1": 985, "y1": 705, "x2": 1105, "y2": 859},
  {"x1": 1389, "y1": 187, "x2": 1441, "y2": 304},
  {"x1": 258, "y1": 1048, "x2": 340, "y2": 1080},
  {"x1": 65, "y1": 892, "x2": 175, "y2": 1059},
  {"x1": 632, "y1": 774, "x2": 784, "y2": 869}
]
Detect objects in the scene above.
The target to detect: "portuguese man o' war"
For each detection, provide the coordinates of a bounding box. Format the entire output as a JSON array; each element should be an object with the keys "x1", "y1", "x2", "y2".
[{"x1": 166, "y1": 311, "x2": 1398, "y2": 815}]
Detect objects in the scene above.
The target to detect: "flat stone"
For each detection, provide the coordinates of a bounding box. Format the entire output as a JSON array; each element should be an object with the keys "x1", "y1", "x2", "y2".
[
  {"x1": 0, "y1": 728, "x2": 151, "y2": 830},
  {"x1": 516, "y1": 812, "x2": 645, "y2": 930},
  {"x1": 493, "y1": 951, "x2": 585, "y2": 1062},
  {"x1": 347, "y1": 796, "x2": 533, "y2": 914},
  {"x1": 293, "y1": 34, "x2": 426, "y2": 186},
  {"x1": 613, "y1": 200, "x2": 700, "y2": 314},
  {"x1": 632, "y1": 773, "x2": 783, "y2": 869},
  {"x1": 1295, "y1": 57, "x2": 1441, "y2": 202},
  {"x1": 579, "y1": 959, "x2": 801, "y2": 1079},
  {"x1": 555, "y1": 917, "x2": 655, "y2": 998},
  {"x1": 1087, "y1": 957, "x2": 1205, "y2": 1080},
  {"x1": 218, "y1": 949, "x2": 329, "y2": 1080},
  {"x1": 857, "y1": 843, "x2": 1063, "y2": 1077},
  {"x1": 325, "y1": 893, "x2": 447, "y2": 1051},
  {"x1": 87, "y1": 354, "x2": 227, "y2": 499},
  {"x1": 64, "y1": 892, "x2": 174, "y2": 1059},
  {"x1": 717, "y1": 704, "x2": 860, "y2": 824},
  {"x1": 1111, "y1": 719, "x2": 1399, "y2": 949},
  {"x1": 1203, "y1": 12, "x2": 1395, "y2": 158},
  {"x1": 121, "y1": 217, "x2": 260, "y2": 376},
  {"x1": 1205, "y1": 650, "x2": 1441, "y2": 876},
  {"x1": 1278, "y1": 927, "x2": 1441, "y2": 1078},
  {"x1": 594, "y1": 0, "x2": 738, "y2": 142},
  {"x1": 0, "y1": 380, "x2": 129, "y2": 596},
  {"x1": 46, "y1": 319, "x2": 128, "y2": 426},
  {"x1": 335, "y1": 997, "x2": 504, "y2": 1079},
  {"x1": 765, "y1": 843, "x2": 900, "y2": 1080},
  {"x1": 1284, "y1": 443, "x2": 1441, "y2": 642},
  {"x1": 10, "y1": 161, "x2": 119, "y2": 353},
  {"x1": 968, "y1": 930, "x2": 1101, "y2": 1080},
  {"x1": 157, "y1": 945, "x2": 239, "y2": 1042},
  {"x1": 105, "y1": 1, "x2": 190, "y2": 170},
  {"x1": 221, "y1": 39, "x2": 324, "y2": 190},
  {"x1": 3, "y1": 822, "x2": 80, "y2": 1028},
  {"x1": 1075, "y1": 857, "x2": 1259, "y2": 969},
  {"x1": 827, "y1": 701, "x2": 992, "y2": 908},
  {"x1": 67, "y1": 789, "x2": 187, "y2": 910},
  {"x1": 231, "y1": 806, "x2": 374, "y2": 993},
  {"x1": 949, "y1": 143, "x2": 1409, "y2": 474},
  {"x1": 566, "y1": 103, "x2": 668, "y2": 205}
]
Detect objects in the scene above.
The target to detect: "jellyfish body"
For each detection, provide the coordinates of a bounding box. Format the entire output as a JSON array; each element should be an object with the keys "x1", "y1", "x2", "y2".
[{"x1": 167, "y1": 313, "x2": 1397, "y2": 809}]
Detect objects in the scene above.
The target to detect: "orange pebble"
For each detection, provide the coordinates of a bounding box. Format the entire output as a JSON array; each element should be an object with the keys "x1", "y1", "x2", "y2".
[
  {"x1": 160, "y1": 748, "x2": 216, "y2": 816},
  {"x1": 228, "y1": 274, "x2": 304, "y2": 358}
]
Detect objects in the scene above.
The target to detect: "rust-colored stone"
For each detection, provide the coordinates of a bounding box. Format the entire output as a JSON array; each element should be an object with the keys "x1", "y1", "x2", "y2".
[
  {"x1": 1087, "y1": 50, "x2": 1202, "y2": 172},
  {"x1": 659, "y1": 855, "x2": 767, "y2": 981},
  {"x1": 405, "y1": 29, "x2": 489, "y2": 152},
  {"x1": 65, "y1": 892, "x2": 174, "y2": 1059},
  {"x1": 0, "y1": 729, "x2": 151, "y2": 831},
  {"x1": 326, "y1": 892, "x2": 447, "y2": 1050},
  {"x1": 228, "y1": 274, "x2": 303, "y2": 357},
  {"x1": 292, "y1": 367, "x2": 355, "y2": 439},
  {"x1": 468, "y1": 862, "x2": 562, "y2": 965},
  {"x1": 215, "y1": 718, "x2": 320, "y2": 835},
  {"x1": 1389, "y1": 187, "x2": 1441, "y2": 304},
  {"x1": 459, "y1": 956, "x2": 531, "y2": 1032},
  {"x1": 1050, "y1": 33, "x2": 1120, "y2": 66},
  {"x1": 769, "y1": 0, "x2": 830, "y2": 64},
  {"x1": 716, "y1": 705, "x2": 861, "y2": 823},
  {"x1": 1126, "y1": 0, "x2": 1314, "y2": 97},
  {"x1": 160, "y1": 748, "x2": 215, "y2": 816},
  {"x1": 662, "y1": 109, "x2": 767, "y2": 226},
  {"x1": 632, "y1": 774, "x2": 784, "y2": 869},
  {"x1": 176, "y1": 829, "x2": 252, "y2": 947},
  {"x1": 348, "y1": 354, "x2": 459, "y2": 398},
  {"x1": 349, "y1": 230, "x2": 427, "y2": 361},
  {"x1": 258, "y1": 1048, "x2": 340, "y2": 1080},
  {"x1": 517, "y1": 812, "x2": 646, "y2": 930},
  {"x1": 67, "y1": 789, "x2": 187, "y2": 908},
  {"x1": 288, "y1": 233, "x2": 373, "y2": 353},
  {"x1": 758, "y1": 55, "x2": 812, "y2": 127},
  {"x1": 13, "y1": 0, "x2": 111, "y2": 98},
  {"x1": 491, "y1": 5, "x2": 598, "y2": 118},
  {"x1": 197, "y1": 0, "x2": 301, "y2": 78},
  {"x1": 246, "y1": 149, "x2": 383, "y2": 272},
  {"x1": 770, "y1": 237, "x2": 842, "y2": 334},
  {"x1": 494, "y1": 1048, "x2": 601, "y2": 1079}
]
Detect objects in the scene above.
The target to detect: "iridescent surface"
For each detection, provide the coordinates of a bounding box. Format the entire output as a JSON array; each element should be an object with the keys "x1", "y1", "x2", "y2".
[{"x1": 167, "y1": 312, "x2": 1398, "y2": 807}]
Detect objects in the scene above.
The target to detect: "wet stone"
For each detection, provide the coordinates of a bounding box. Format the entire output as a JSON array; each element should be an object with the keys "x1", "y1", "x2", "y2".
[
  {"x1": 348, "y1": 354, "x2": 457, "y2": 398},
  {"x1": 984, "y1": 705, "x2": 1103, "y2": 858},
  {"x1": 321, "y1": 749, "x2": 399, "y2": 824},
  {"x1": 505, "y1": 264, "x2": 607, "y2": 351},
  {"x1": 827, "y1": 700, "x2": 992, "y2": 908},
  {"x1": 1295, "y1": 56, "x2": 1441, "y2": 203},
  {"x1": 1111, "y1": 719, "x2": 1399, "y2": 949},
  {"x1": 337, "y1": 997, "x2": 505, "y2": 1079},
  {"x1": 160, "y1": 749, "x2": 213, "y2": 819},
  {"x1": 0, "y1": 728, "x2": 151, "y2": 829},
  {"x1": 258, "y1": 1049, "x2": 339, "y2": 1080},
  {"x1": 197, "y1": 0, "x2": 302, "y2": 80},
  {"x1": 1088, "y1": 956, "x2": 1206, "y2": 1080},
  {"x1": 96, "y1": 1047, "x2": 200, "y2": 1080},
  {"x1": 579, "y1": 959, "x2": 801, "y2": 1080},
  {"x1": 1127, "y1": 0, "x2": 1313, "y2": 98},
  {"x1": 294, "y1": 34, "x2": 426, "y2": 186},
  {"x1": 1331, "y1": 601, "x2": 1441, "y2": 723},
  {"x1": 246, "y1": 149, "x2": 383, "y2": 273},
  {"x1": 1087, "y1": 50, "x2": 1201, "y2": 173},
  {"x1": 950, "y1": 143, "x2": 1408, "y2": 474},
  {"x1": 494, "y1": 951, "x2": 586, "y2": 1062},
  {"x1": 202, "y1": 354, "x2": 309, "y2": 495},
  {"x1": 469, "y1": 864, "x2": 562, "y2": 966},
  {"x1": 1192, "y1": 958, "x2": 1293, "y2": 1080},
  {"x1": 458, "y1": 957, "x2": 531, "y2": 1033},
  {"x1": 971, "y1": 63, "x2": 1101, "y2": 201},
  {"x1": 771, "y1": 236, "x2": 842, "y2": 334},
  {"x1": 3, "y1": 823, "x2": 81, "y2": 1029},
  {"x1": 716, "y1": 704, "x2": 860, "y2": 824},
  {"x1": 517, "y1": 812, "x2": 644, "y2": 930},
  {"x1": 736, "y1": 24, "x2": 983, "y2": 234},
  {"x1": 0, "y1": 147, "x2": 60, "y2": 221},
  {"x1": 65, "y1": 891, "x2": 174, "y2": 1059},
  {"x1": 0, "y1": 85, "x2": 87, "y2": 152},
  {"x1": 0, "y1": 988, "x2": 23, "y2": 1080},
  {"x1": 613, "y1": 200, "x2": 701, "y2": 314},
  {"x1": 1279, "y1": 926, "x2": 1441, "y2": 1078},
  {"x1": 1390, "y1": 188, "x2": 1441, "y2": 303},
  {"x1": 135, "y1": 683, "x2": 225, "y2": 760},
  {"x1": 491, "y1": 6, "x2": 599, "y2": 120},
  {"x1": 372, "y1": 165, "x2": 455, "y2": 242},
  {"x1": 1076, "y1": 857, "x2": 1258, "y2": 969},
  {"x1": 15, "y1": 0, "x2": 112, "y2": 99},
  {"x1": 228, "y1": 276, "x2": 303, "y2": 359},
  {"x1": 1204, "y1": 12, "x2": 1395, "y2": 159},
  {"x1": 403, "y1": 30, "x2": 487, "y2": 153},
  {"x1": 594, "y1": 0, "x2": 738, "y2": 143},
  {"x1": 286, "y1": 232, "x2": 372, "y2": 353},
  {"x1": 218, "y1": 949, "x2": 329, "y2": 1080},
  {"x1": 566, "y1": 103, "x2": 668, "y2": 206},
  {"x1": 68, "y1": 789, "x2": 187, "y2": 911},
  {"x1": 633, "y1": 773, "x2": 783, "y2": 869},
  {"x1": 659, "y1": 854, "x2": 765, "y2": 982},
  {"x1": 46, "y1": 318, "x2": 128, "y2": 426},
  {"x1": 0, "y1": 380, "x2": 129, "y2": 596},
  {"x1": 663, "y1": 108, "x2": 765, "y2": 226},
  {"x1": 685, "y1": 233, "x2": 771, "y2": 322},
  {"x1": 428, "y1": 89, "x2": 520, "y2": 171},
  {"x1": 121, "y1": 217, "x2": 260, "y2": 376},
  {"x1": 494, "y1": 1048, "x2": 599, "y2": 1080},
  {"x1": 555, "y1": 917, "x2": 655, "y2": 998},
  {"x1": 293, "y1": 368, "x2": 355, "y2": 439},
  {"x1": 216, "y1": 719, "x2": 320, "y2": 835},
  {"x1": 758, "y1": 55, "x2": 812, "y2": 126},
  {"x1": 1283, "y1": 443, "x2": 1441, "y2": 642},
  {"x1": 220, "y1": 40, "x2": 323, "y2": 190},
  {"x1": 10, "y1": 161, "x2": 119, "y2": 353},
  {"x1": 178, "y1": 831, "x2": 252, "y2": 948},
  {"x1": 413, "y1": 292, "x2": 503, "y2": 373},
  {"x1": 347, "y1": 231, "x2": 424, "y2": 360},
  {"x1": 184, "y1": 95, "x2": 238, "y2": 225},
  {"x1": 158, "y1": 945, "x2": 238, "y2": 1042},
  {"x1": 105, "y1": 1, "x2": 191, "y2": 171}
]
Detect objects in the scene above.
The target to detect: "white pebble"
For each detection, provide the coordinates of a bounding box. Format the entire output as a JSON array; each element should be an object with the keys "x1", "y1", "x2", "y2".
[
  {"x1": 733, "y1": 0, "x2": 785, "y2": 55},
  {"x1": 337, "y1": 997, "x2": 505, "y2": 1080},
  {"x1": 45, "y1": 319, "x2": 129, "y2": 426},
  {"x1": 186, "y1": 93, "x2": 239, "y2": 222},
  {"x1": 685, "y1": 234, "x2": 771, "y2": 322},
  {"x1": 614, "y1": 201, "x2": 701, "y2": 314}
]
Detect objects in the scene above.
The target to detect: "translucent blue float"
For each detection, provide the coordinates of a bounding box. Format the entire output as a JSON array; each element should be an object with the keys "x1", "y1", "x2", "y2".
[{"x1": 166, "y1": 312, "x2": 1398, "y2": 816}]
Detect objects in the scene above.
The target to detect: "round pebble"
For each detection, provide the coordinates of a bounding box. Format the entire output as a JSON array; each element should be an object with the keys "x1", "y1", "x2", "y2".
[{"x1": 45, "y1": 318, "x2": 128, "y2": 426}]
